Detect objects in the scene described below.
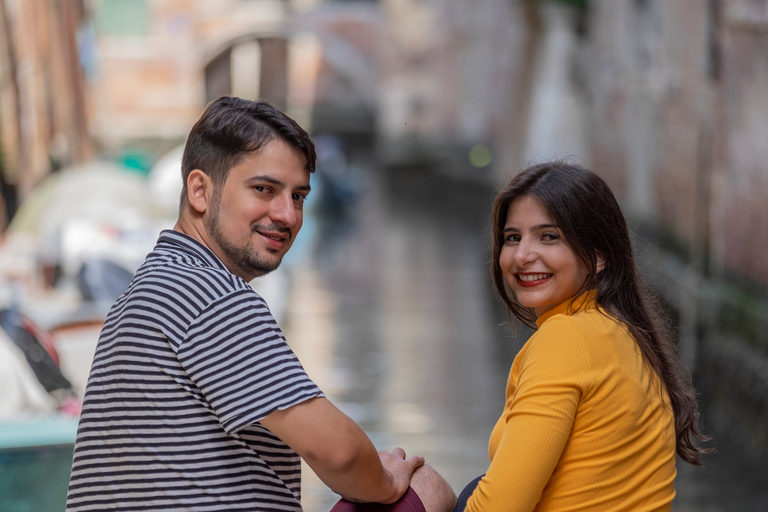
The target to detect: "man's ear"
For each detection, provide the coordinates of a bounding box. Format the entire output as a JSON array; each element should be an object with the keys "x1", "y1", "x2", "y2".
[
  {"x1": 186, "y1": 170, "x2": 213, "y2": 214},
  {"x1": 596, "y1": 252, "x2": 605, "y2": 274}
]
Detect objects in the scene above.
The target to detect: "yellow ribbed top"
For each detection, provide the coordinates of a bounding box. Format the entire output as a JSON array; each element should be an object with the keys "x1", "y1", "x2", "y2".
[{"x1": 465, "y1": 291, "x2": 676, "y2": 512}]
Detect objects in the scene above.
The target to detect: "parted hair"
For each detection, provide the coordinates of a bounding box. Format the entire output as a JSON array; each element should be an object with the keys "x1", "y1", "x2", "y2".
[
  {"x1": 490, "y1": 160, "x2": 709, "y2": 465},
  {"x1": 180, "y1": 96, "x2": 316, "y2": 206}
]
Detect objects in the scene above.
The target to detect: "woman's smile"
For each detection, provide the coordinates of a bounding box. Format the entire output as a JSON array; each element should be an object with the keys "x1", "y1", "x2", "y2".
[
  {"x1": 515, "y1": 273, "x2": 553, "y2": 285},
  {"x1": 500, "y1": 195, "x2": 589, "y2": 317}
]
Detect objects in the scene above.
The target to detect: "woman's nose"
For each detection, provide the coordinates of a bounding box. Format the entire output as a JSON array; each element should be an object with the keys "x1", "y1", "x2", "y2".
[{"x1": 513, "y1": 238, "x2": 537, "y2": 266}]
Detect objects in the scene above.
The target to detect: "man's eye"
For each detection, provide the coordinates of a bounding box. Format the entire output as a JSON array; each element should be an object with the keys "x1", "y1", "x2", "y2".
[{"x1": 293, "y1": 194, "x2": 306, "y2": 203}]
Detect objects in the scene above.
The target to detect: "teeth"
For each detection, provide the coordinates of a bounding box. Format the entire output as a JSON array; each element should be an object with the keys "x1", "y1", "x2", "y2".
[{"x1": 519, "y1": 273, "x2": 551, "y2": 282}]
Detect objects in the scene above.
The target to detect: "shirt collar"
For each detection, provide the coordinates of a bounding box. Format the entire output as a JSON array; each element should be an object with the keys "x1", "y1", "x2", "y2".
[
  {"x1": 535, "y1": 288, "x2": 598, "y2": 327},
  {"x1": 156, "y1": 229, "x2": 230, "y2": 272}
]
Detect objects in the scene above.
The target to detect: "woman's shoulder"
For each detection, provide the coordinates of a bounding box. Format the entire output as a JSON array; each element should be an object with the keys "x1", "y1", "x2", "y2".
[
  {"x1": 526, "y1": 312, "x2": 593, "y2": 358},
  {"x1": 532, "y1": 306, "x2": 626, "y2": 356},
  {"x1": 516, "y1": 312, "x2": 601, "y2": 386}
]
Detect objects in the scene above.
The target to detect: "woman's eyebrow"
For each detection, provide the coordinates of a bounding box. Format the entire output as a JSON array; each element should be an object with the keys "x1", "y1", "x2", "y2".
[
  {"x1": 530, "y1": 223, "x2": 557, "y2": 231},
  {"x1": 503, "y1": 223, "x2": 557, "y2": 233}
]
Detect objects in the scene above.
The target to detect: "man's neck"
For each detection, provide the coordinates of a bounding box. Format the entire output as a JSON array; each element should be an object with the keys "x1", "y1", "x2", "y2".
[{"x1": 173, "y1": 214, "x2": 249, "y2": 282}]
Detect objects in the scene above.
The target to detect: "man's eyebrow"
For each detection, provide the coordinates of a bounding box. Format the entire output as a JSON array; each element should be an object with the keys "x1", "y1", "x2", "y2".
[{"x1": 246, "y1": 174, "x2": 311, "y2": 192}]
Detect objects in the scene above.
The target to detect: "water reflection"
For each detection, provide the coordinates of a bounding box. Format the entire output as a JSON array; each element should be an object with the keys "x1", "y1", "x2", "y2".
[
  {"x1": 285, "y1": 161, "x2": 768, "y2": 511},
  {"x1": 286, "y1": 163, "x2": 514, "y2": 510}
]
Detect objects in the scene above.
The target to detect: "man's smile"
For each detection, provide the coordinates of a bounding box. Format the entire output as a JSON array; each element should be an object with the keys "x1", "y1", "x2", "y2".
[{"x1": 254, "y1": 224, "x2": 291, "y2": 249}]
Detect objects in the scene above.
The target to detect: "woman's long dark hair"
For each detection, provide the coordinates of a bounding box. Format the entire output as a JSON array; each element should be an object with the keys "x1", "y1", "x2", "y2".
[{"x1": 490, "y1": 160, "x2": 709, "y2": 465}]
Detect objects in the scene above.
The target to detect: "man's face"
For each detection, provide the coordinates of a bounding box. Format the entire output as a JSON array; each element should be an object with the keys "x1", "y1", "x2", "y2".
[{"x1": 204, "y1": 138, "x2": 310, "y2": 281}]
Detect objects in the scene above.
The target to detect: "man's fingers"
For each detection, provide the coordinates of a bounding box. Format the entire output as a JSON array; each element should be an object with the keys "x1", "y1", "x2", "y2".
[
  {"x1": 406, "y1": 455, "x2": 425, "y2": 469},
  {"x1": 391, "y1": 447, "x2": 406, "y2": 459}
]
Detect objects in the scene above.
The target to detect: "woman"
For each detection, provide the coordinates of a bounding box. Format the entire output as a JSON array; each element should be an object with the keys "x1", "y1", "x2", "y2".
[{"x1": 456, "y1": 161, "x2": 709, "y2": 511}]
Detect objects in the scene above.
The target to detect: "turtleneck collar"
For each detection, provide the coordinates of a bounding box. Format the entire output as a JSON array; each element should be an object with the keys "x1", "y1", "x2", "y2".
[{"x1": 535, "y1": 288, "x2": 598, "y2": 328}]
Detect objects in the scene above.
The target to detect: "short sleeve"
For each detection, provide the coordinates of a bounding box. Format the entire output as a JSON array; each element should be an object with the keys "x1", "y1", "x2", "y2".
[{"x1": 178, "y1": 289, "x2": 324, "y2": 433}]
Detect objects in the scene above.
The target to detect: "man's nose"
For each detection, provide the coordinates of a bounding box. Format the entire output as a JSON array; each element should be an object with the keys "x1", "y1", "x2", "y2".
[{"x1": 270, "y1": 193, "x2": 299, "y2": 227}]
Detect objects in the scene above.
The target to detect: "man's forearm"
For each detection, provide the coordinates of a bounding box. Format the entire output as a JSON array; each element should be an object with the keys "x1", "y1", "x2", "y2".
[{"x1": 260, "y1": 397, "x2": 419, "y2": 503}]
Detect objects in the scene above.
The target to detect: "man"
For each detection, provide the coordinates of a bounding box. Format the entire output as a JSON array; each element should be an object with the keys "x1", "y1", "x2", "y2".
[{"x1": 66, "y1": 97, "x2": 455, "y2": 512}]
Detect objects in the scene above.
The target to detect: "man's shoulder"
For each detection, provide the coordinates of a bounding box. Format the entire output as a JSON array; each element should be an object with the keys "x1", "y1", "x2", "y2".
[
  {"x1": 138, "y1": 251, "x2": 249, "y2": 296},
  {"x1": 106, "y1": 242, "x2": 262, "y2": 343},
  {"x1": 129, "y1": 231, "x2": 255, "y2": 306}
]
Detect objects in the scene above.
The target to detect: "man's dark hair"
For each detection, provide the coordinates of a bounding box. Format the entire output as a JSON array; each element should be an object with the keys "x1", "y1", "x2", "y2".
[{"x1": 180, "y1": 96, "x2": 316, "y2": 206}]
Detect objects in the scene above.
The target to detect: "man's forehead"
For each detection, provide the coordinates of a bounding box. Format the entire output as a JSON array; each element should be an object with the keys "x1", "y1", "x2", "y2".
[{"x1": 227, "y1": 142, "x2": 309, "y2": 180}]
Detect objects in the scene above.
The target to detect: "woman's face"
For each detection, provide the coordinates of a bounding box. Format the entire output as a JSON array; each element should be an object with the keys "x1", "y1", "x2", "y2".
[{"x1": 499, "y1": 195, "x2": 590, "y2": 317}]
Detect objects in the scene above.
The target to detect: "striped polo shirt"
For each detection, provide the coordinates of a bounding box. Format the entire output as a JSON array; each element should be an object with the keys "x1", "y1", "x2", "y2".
[{"x1": 66, "y1": 230, "x2": 324, "y2": 511}]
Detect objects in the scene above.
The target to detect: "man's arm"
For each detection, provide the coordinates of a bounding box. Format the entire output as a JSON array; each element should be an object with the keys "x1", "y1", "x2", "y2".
[{"x1": 260, "y1": 396, "x2": 423, "y2": 504}]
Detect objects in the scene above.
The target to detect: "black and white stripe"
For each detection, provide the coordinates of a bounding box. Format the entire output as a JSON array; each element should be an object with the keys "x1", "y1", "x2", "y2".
[{"x1": 66, "y1": 230, "x2": 323, "y2": 511}]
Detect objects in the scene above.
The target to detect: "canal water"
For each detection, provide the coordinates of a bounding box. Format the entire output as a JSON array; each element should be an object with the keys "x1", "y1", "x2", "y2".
[{"x1": 282, "y1": 159, "x2": 768, "y2": 511}]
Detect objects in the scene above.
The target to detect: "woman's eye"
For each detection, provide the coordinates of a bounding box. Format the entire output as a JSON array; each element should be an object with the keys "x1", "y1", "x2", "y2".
[
  {"x1": 542, "y1": 233, "x2": 560, "y2": 242},
  {"x1": 505, "y1": 234, "x2": 520, "y2": 243}
]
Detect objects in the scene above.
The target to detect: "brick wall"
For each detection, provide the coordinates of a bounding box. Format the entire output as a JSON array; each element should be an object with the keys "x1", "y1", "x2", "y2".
[
  {"x1": 588, "y1": 0, "x2": 768, "y2": 288},
  {"x1": 587, "y1": 0, "x2": 768, "y2": 456},
  {"x1": 710, "y1": 1, "x2": 768, "y2": 285}
]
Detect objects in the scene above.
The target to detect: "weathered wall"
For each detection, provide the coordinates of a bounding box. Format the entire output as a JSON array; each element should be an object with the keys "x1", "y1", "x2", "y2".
[
  {"x1": 587, "y1": 0, "x2": 768, "y2": 457},
  {"x1": 710, "y1": 1, "x2": 768, "y2": 286},
  {"x1": 701, "y1": 0, "x2": 768, "y2": 456},
  {"x1": 0, "y1": 0, "x2": 92, "y2": 199},
  {"x1": 87, "y1": 0, "x2": 290, "y2": 148},
  {"x1": 76, "y1": 0, "x2": 381, "y2": 156},
  {"x1": 588, "y1": 0, "x2": 713, "y2": 242},
  {"x1": 376, "y1": 0, "x2": 536, "y2": 179},
  {"x1": 589, "y1": 0, "x2": 768, "y2": 286}
]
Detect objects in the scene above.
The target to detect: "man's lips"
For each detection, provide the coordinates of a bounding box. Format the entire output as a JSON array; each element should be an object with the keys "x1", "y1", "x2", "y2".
[
  {"x1": 258, "y1": 232, "x2": 288, "y2": 247},
  {"x1": 515, "y1": 272, "x2": 552, "y2": 287},
  {"x1": 254, "y1": 225, "x2": 291, "y2": 248},
  {"x1": 258, "y1": 231, "x2": 287, "y2": 241}
]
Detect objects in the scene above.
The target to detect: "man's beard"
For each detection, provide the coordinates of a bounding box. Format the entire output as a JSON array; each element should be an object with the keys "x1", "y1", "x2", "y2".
[{"x1": 205, "y1": 205, "x2": 289, "y2": 280}]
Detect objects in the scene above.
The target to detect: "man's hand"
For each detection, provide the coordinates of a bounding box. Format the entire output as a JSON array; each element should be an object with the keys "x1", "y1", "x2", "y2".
[
  {"x1": 261, "y1": 397, "x2": 422, "y2": 503},
  {"x1": 377, "y1": 447, "x2": 425, "y2": 504}
]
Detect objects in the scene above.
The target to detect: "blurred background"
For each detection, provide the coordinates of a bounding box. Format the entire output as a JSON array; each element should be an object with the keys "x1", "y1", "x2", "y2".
[{"x1": 1, "y1": 0, "x2": 767, "y2": 510}]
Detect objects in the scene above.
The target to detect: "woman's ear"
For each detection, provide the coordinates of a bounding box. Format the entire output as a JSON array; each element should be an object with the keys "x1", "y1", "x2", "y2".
[
  {"x1": 596, "y1": 252, "x2": 606, "y2": 274},
  {"x1": 186, "y1": 169, "x2": 212, "y2": 214}
]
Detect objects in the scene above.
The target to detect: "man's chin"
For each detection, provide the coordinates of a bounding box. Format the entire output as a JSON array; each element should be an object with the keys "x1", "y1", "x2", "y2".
[{"x1": 247, "y1": 257, "x2": 283, "y2": 279}]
